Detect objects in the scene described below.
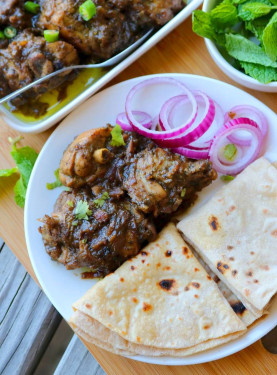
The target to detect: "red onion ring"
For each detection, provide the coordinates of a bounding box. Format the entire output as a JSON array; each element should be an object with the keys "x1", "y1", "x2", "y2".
[
  {"x1": 125, "y1": 77, "x2": 197, "y2": 139},
  {"x1": 209, "y1": 118, "x2": 262, "y2": 175},
  {"x1": 116, "y1": 111, "x2": 152, "y2": 131},
  {"x1": 173, "y1": 147, "x2": 209, "y2": 159},
  {"x1": 224, "y1": 105, "x2": 268, "y2": 146},
  {"x1": 155, "y1": 92, "x2": 215, "y2": 148}
]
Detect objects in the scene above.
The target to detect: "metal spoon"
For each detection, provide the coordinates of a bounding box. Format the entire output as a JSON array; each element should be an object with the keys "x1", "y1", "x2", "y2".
[
  {"x1": 261, "y1": 325, "x2": 277, "y2": 354},
  {"x1": 0, "y1": 28, "x2": 153, "y2": 105}
]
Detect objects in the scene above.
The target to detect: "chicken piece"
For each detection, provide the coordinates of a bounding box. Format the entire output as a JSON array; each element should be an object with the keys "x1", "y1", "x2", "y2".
[
  {"x1": 0, "y1": 29, "x2": 79, "y2": 102},
  {"x1": 0, "y1": 0, "x2": 32, "y2": 29},
  {"x1": 59, "y1": 126, "x2": 155, "y2": 188},
  {"x1": 123, "y1": 147, "x2": 217, "y2": 216},
  {"x1": 38, "y1": 0, "x2": 184, "y2": 60},
  {"x1": 39, "y1": 188, "x2": 156, "y2": 276}
]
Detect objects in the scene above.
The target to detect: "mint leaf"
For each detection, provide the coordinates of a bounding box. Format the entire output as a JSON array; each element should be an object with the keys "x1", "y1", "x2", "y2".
[
  {"x1": 0, "y1": 167, "x2": 18, "y2": 177},
  {"x1": 225, "y1": 34, "x2": 277, "y2": 67},
  {"x1": 110, "y1": 124, "x2": 125, "y2": 147},
  {"x1": 238, "y1": 2, "x2": 272, "y2": 20},
  {"x1": 46, "y1": 168, "x2": 62, "y2": 190},
  {"x1": 75, "y1": 200, "x2": 92, "y2": 220},
  {"x1": 211, "y1": 2, "x2": 239, "y2": 30},
  {"x1": 11, "y1": 145, "x2": 38, "y2": 188},
  {"x1": 262, "y1": 12, "x2": 277, "y2": 61},
  {"x1": 245, "y1": 15, "x2": 271, "y2": 40},
  {"x1": 192, "y1": 10, "x2": 225, "y2": 46},
  {"x1": 240, "y1": 60, "x2": 277, "y2": 82}
]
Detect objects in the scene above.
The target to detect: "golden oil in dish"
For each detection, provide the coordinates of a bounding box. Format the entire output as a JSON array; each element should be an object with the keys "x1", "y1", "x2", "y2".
[{"x1": 4, "y1": 68, "x2": 105, "y2": 123}]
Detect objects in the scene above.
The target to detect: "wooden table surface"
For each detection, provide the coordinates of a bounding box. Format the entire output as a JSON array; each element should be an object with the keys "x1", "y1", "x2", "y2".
[{"x1": 1, "y1": 15, "x2": 277, "y2": 375}]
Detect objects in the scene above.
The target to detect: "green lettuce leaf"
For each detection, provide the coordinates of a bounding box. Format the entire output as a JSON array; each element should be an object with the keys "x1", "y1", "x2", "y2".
[
  {"x1": 262, "y1": 12, "x2": 277, "y2": 61},
  {"x1": 225, "y1": 33, "x2": 277, "y2": 66},
  {"x1": 240, "y1": 60, "x2": 277, "y2": 81}
]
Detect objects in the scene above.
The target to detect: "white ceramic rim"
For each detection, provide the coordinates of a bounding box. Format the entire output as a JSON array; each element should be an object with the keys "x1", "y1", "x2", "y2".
[{"x1": 24, "y1": 73, "x2": 277, "y2": 366}]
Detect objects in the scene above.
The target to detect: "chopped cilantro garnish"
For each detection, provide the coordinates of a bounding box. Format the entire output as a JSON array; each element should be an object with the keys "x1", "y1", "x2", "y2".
[
  {"x1": 46, "y1": 168, "x2": 62, "y2": 190},
  {"x1": 221, "y1": 175, "x2": 235, "y2": 182},
  {"x1": 72, "y1": 220, "x2": 78, "y2": 226},
  {"x1": 74, "y1": 200, "x2": 92, "y2": 220},
  {"x1": 67, "y1": 200, "x2": 74, "y2": 207},
  {"x1": 93, "y1": 192, "x2": 110, "y2": 208},
  {"x1": 81, "y1": 238, "x2": 87, "y2": 244},
  {"x1": 181, "y1": 188, "x2": 186, "y2": 197},
  {"x1": 223, "y1": 144, "x2": 237, "y2": 161},
  {"x1": 110, "y1": 124, "x2": 126, "y2": 147}
]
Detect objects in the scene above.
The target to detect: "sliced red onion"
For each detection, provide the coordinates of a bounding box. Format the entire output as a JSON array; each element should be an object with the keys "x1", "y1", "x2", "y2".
[
  {"x1": 116, "y1": 111, "x2": 152, "y2": 131},
  {"x1": 159, "y1": 95, "x2": 198, "y2": 132},
  {"x1": 155, "y1": 92, "x2": 215, "y2": 148},
  {"x1": 224, "y1": 105, "x2": 268, "y2": 146},
  {"x1": 125, "y1": 77, "x2": 197, "y2": 139},
  {"x1": 173, "y1": 147, "x2": 209, "y2": 159},
  {"x1": 209, "y1": 118, "x2": 262, "y2": 175}
]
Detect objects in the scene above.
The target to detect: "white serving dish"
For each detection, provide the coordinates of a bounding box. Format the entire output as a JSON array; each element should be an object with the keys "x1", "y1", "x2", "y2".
[
  {"x1": 203, "y1": 0, "x2": 277, "y2": 92},
  {"x1": 0, "y1": 0, "x2": 202, "y2": 134},
  {"x1": 25, "y1": 73, "x2": 277, "y2": 366}
]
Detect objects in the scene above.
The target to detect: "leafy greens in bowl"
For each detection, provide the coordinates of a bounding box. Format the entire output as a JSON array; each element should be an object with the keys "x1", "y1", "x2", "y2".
[{"x1": 193, "y1": 0, "x2": 277, "y2": 90}]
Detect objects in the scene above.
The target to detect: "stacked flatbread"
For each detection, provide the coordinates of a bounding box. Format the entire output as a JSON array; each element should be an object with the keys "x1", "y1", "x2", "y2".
[
  {"x1": 178, "y1": 157, "x2": 277, "y2": 319},
  {"x1": 70, "y1": 223, "x2": 246, "y2": 357},
  {"x1": 70, "y1": 157, "x2": 277, "y2": 357}
]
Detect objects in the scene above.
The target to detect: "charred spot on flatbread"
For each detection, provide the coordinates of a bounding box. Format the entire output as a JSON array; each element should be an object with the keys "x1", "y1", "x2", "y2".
[
  {"x1": 208, "y1": 216, "x2": 220, "y2": 231},
  {"x1": 131, "y1": 266, "x2": 135, "y2": 270},
  {"x1": 183, "y1": 246, "x2": 189, "y2": 255},
  {"x1": 158, "y1": 279, "x2": 176, "y2": 291},
  {"x1": 165, "y1": 250, "x2": 172, "y2": 257},
  {"x1": 141, "y1": 251, "x2": 148, "y2": 256},
  {"x1": 217, "y1": 262, "x2": 229, "y2": 274},
  {"x1": 142, "y1": 302, "x2": 152, "y2": 312},
  {"x1": 246, "y1": 271, "x2": 253, "y2": 277},
  {"x1": 232, "y1": 270, "x2": 238, "y2": 276},
  {"x1": 231, "y1": 302, "x2": 246, "y2": 315},
  {"x1": 192, "y1": 282, "x2": 200, "y2": 288},
  {"x1": 85, "y1": 303, "x2": 92, "y2": 309},
  {"x1": 227, "y1": 245, "x2": 233, "y2": 250},
  {"x1": 194, "y1": 268, "x2": 200, "y2": 272}
]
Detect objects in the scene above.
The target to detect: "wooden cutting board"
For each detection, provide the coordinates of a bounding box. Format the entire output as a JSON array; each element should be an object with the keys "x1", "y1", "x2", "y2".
[{"x1": 0, "y1": 16, "x2": 276, "y2": 375}]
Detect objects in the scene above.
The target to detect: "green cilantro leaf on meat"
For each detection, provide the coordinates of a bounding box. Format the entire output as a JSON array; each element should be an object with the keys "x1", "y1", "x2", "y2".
[
  {"x1": 181, "y1": 188, "x2": 187, "y2": 197},
  {"x1": 0, "y1": 167, "x2": 18, "y2": 177},
  {"x1": 110, "y1": 124, "x2": 126, "y2": 147},
  {"x1": 75, "y1": 200, "x2": 92, "y2": 220},
  {"x1": 46, "y1": 168, "x2": 63, "y2": 190},
  {"x1": 93, "y1": 192, "x2": 110, "y2": 208},
  {"x1": 67, "y1": 200, "x2": 74, "y2": 207}
]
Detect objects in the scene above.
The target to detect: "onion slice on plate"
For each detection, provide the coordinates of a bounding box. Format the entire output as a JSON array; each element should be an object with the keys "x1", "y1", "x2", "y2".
[
  {"x1": 155, "y1": 92, "x2": 215, "y2": 148},
  {"x1": 116, "y1": 111, "x2": 152, "y2": 131},
  {"x1": 125, "y1": 77, "x2": 197, "y2": 139},
  {"x1": 224, "y1": 105, "x2": 268, "y2": 146},
  {"x1": 209, "y1": 118, "x2": 262, "y2": 175}
]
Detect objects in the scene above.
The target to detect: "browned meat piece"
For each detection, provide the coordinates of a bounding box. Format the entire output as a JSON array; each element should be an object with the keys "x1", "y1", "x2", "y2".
[
  {"x1": 39, "y1": 188, "x2": 156, "y2": 276},
  {"x1": 59, "y1": 125, "x2": 155, "y2": 188},
  {"x1": 59, "y1": 126, "x2": 217, "y2": 216},
  {"x1": 38, "y1": 0, "x2": 184, "y2": 60},
  {"x1": 0, "y1": 0, "x2": 32, "y2": 29},
  {"x1": 123, "y1": 148, "x2": 217, "y2": 216},
  {"x1": 0, "y1": 29, "x2": 79, "y2": 102}
]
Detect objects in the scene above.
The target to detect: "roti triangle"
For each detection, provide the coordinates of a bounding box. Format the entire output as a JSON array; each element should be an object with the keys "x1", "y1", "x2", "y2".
[{"x1": 71, "y1": 223, "x2": 245, "y2": 352}]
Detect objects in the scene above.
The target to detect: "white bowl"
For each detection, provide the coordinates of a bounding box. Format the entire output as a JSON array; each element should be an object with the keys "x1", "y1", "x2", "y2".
[{"x1": 203, "y1": 0, "x2": 277, "y2": 92}]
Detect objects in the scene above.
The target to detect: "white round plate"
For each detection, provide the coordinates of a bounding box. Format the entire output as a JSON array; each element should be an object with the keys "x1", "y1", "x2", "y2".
[{"x1": 25, "y1": 73, "x2": 277, "y2": 366}]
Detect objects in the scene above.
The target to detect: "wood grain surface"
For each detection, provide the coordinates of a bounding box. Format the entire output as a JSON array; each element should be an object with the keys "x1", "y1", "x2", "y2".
[{"x1": 0, "y1": 15, "x2": 277, "y2": 375}]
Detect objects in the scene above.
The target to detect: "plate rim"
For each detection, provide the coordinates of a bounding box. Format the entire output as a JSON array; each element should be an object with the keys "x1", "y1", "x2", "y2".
[{"x1": 24, "y1": 73, "x2": 277, "y2": 366}]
